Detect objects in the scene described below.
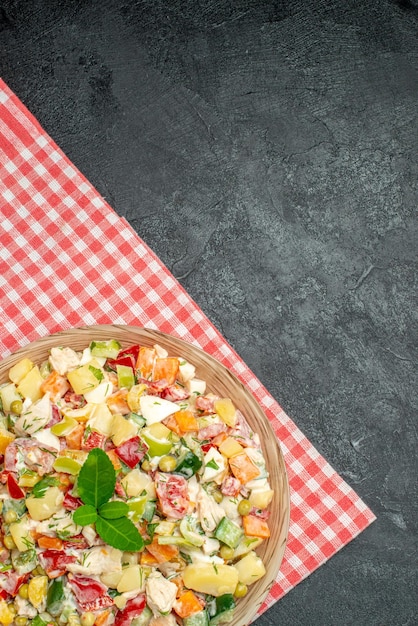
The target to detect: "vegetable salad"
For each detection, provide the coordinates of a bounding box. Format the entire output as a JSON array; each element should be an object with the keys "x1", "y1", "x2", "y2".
[{"x1": 0, "y1": 339, "x2": 274, "y2": 626}]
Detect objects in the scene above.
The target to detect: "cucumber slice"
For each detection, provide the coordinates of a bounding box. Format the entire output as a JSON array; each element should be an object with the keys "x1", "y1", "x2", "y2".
[
  {"x1": 214, "y1": 517, "x2": 243, "y2": 549},
  {"x1": 184, "y1": 610, "x2": 210, "y2": 626},
  {"x1": 90, "y1": 340, "x2": 121, "y2": 359}
]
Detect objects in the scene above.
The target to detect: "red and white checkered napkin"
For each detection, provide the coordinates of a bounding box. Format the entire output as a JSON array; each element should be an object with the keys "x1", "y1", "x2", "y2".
[{"x1": 0, "y1": 79, "x2": 375, "y2": 616}]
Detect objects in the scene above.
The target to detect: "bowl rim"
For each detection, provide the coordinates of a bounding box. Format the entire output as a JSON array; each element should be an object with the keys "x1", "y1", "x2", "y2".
[{"x1": 0, "y1": 324, "x2": 290, "y2": 625}]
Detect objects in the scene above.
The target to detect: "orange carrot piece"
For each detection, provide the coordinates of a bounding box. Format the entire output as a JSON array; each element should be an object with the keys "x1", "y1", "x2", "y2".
[
  {"x1": 94, "y1": 609, "x2": 112, "y2": 626},
  {"x1": 106, "y1": 449, "x2": 122, "y2": 470},
  {"x1": 242, "y1": 515, "x2": 271, "y2": 539},
  {"x1": 211, "y1": 432, "x2": 228, "y2": 447},
  {"x1": 37, "y1": 535, "x2": 63, "y2": 550},
  {"x1": 106, "y1": 388, "x2": 130, "y2": 415},
  {"x1": 229, "y1": 452, "x2": 260, "y2": 484},
  {"x1": 173, "y1": 590, "x2": 204, "y2": 618},
  {"x1": 140, "y1": 549, "x2": 159, "y2": 566},
  {"x1": 40, "y1": 370, "x2": 70, "y2": 401},
  {"x1": 65, "y1": 423, "x2": 84, "y2": 450},
  {"x1": 164, "y1": 410, "x2": 198, "y2": 436},
  {"x1": 146, "y1": 536, "x2": 179, "y2": 563},
  {"x1": 152, "y1": 357, "x2": 179, "y2": 385},
  {"x1": 136, "y1": 346, "x2": 156, "y2": 379}
]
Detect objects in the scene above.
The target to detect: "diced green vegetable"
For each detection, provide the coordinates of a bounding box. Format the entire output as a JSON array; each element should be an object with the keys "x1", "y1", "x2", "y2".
[
  {"x1": 209, "y1": 594, "x2": 236, "y2": 625},
  {"x1": 11, "y1": 548, "x2": 37, "y2": 575},
  {"x1": 180, "y1": 515, "x2": 205, "y2": 547},
  {"x1": 129, "y1": 412, "x2": 146, "y2": 428},
  {"x1": 175, "y1": 448, "x2": 202, "y2": 478},
  {"x1": 142, "y1": 500, "x2": 156, "y2": 522},
  {"x1": 214, "y1": 517, "x2": 243, "y2": 549},
  {"x1": 31, "y1": 616, "x2": 49, "y2": 626},
  {"x1": 117, "y1": 364, "x2": 135, "y2": 390},
  {"x1": 183, "y1": 610, "x2": 210, "y2": 626},
  {"x1": 90, "y1": 340, "x2": 121, "y2": 359},
  {"x1": 47, "y1": 578, "x2": 65, "y2": 616},
  {"x1": 131, "y1": 605, "x2": 153, "y2": 626}
]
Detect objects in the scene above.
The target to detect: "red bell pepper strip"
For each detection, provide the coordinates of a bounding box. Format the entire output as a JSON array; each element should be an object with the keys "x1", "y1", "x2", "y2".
[
  {"x1": 69, "y1": 575, "x2": 114, "y2": 612},
  {"x1": 6, "y1": 472, "x2": 25, "y2": 499},
  {"x1": 114, "y1": 594, "x2": 146, "y2": 626}
]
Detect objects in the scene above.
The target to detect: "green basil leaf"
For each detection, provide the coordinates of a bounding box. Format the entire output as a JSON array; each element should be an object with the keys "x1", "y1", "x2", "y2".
[
  {"x1": 73, "y1": 504, "x2": 98, "y2": 526},
  {"x1": 77, "y1": 448, "x2": 116, "y2": 508},
  {"x1": 99, "y1": 501, "x2": 129, "y2": 520},
  {"x1": 96, "y1": 515, "x2": 144, "y2": 551}
]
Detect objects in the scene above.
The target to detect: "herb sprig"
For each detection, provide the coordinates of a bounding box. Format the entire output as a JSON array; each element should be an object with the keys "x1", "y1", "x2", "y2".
[{"x1": 72, "y1": 448, "x2": 144, "y2": 551}]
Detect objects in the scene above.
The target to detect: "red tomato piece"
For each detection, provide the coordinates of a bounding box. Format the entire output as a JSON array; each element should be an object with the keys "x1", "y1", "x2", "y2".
[
  {"x1": 81, "y1": 430, "x2": 107, "y2": 451},
  {"x1": 155, "y1": 472, "x2": 190, "y2": 520},
  {"x1": 117, "y1": 344, "x2": 141, "y2": 363},
  {"x1": 0, "y1": 571, "x2": 29, "y2": 596},
  {"x1": 69, "y1": 576, "x2": 114, "y2": 612},
  {"x1": 6, "y1": 473, "x2": 25, "y2": 499},
  {"x1": 114, "y1": 594, "x2": 146, "y2": 626},
  {"x1": 38, "y1": 550, "x2": 77, "y2": 579},
  {"x1": 115, "y1": 436, "x2": 148, "y2": 468},
  {"x1": 107, "y1": 353, "x2": 137, "y2": 371},
  {"x1": 63, "y1": 492, "x2": 83, "y2": 511}
]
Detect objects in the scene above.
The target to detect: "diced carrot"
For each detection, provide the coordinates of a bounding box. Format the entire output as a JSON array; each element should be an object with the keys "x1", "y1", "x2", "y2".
[
  {"x1": 106, "y1": 449, "x2": 122, "y2": 470},
  {"x1": 65, "y1": 423, "x2": 84, "y2": 450},
  {"x1": 173, "y1": 590, "x2": 204, "y2": 618},
  {"x1": 146, "y1": 536, "x2": 179, "y2": 563},
  {"x1": 106, "y1": 388, "x2": 130, "y2": 415},
  {"x1": 57, "y1": 473, "x2": 72, "y2": 490},
  {"x1": 242, "y1": 515, "x2": 271, "y2": 539},
  {"x1": 229, "y1": 452, "x2": 260, "y2": 484},
  {"x1": 211, "y1": 432, "x2": 228, "y2": 447},
  {"x1": 170, "y1": 575, "x2": 185, "y2": 598},
  {"x1": 152, "y1": 358, "x2": 179, "y2": 385},
  {"x1": 136, "y1": 346, "x2": 156, "y2": 379},
  {"x1": 40, "y1": 370, "x2": 70, "y2": 401},
  {"x1": 140, "y1": 549, "x2": 159, "y2": 566},
  {"x1": 164, "y1": 410, "x2": 198, "y2": 436},
  {"x1": 94, "y1": 609, "x2": 112, "y2": 626},
  {"x1": 37, "y1": 535, "x2": 63, "y2": 550}
]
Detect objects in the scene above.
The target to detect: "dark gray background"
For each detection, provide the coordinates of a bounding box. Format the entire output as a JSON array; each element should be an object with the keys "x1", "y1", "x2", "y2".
[{"x1": 1, "y1": 1, "x2": 417, "y2": 624}]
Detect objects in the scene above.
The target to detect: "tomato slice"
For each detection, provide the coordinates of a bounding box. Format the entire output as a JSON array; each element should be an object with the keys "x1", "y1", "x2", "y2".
[
  {"x1": 38, "y1": 550, "x2": 77, "y2": 579},
  {"x1": 69, "y1": 576, "x2": 114, "y2": 612},
  {"x1": 155, "y1": 472, "x2": 190, "y2": 519},
  {"x1": 114, "y1": 594, "x2": 146, "y2": 626},
  {"x1": 115, "y1": 436, "x2": 147, "y2": 468}
]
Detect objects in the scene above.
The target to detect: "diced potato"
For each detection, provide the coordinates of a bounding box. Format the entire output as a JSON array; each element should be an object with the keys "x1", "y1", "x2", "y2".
[
  {"x1": 0, "y1": 383, "x2": 21, "y2": 412},
  {"x1": 61, "y1": 404, "x2": 92, "y2": 422},
  {"x1": 84, "y1": 381, "x2": 113, "y2": 404},
  {"x1": 101, "y1": 570, "x2": 123, "y2": 588},
  {"x1": 87, "y1": 403, "x2": 114, "y2": 436},
  {"x1": 214, "y1": 398, "x2": 237, "y2": 427},
  {"x1": 232, "y1": 536, "x2": 263, "y2": 560},
  {"x1": 0, "y1": 599, "x2": 14, "y2": 625},
  {"x1": 121, "y1": 469, "x2": 156, "y2": 499},
  {"x1": 0, "y1": 428, "x2": 15, "y2": 454},
  {"x1": 28, "y1": 575, "x2": 48, "y2": 608},
  {"x1": 111, "y1": 413, "x2": 138, "y2": 446},
  {"x1": 186, "y1": 378, "x2": 206, "y2": 395},
  {"x1": 234, "y1": 551, "x2": 266, "y2": 585},
  {"x1": 66, "y1": 360, "x2": 104, "y2": 395},
  {"x1": 16, "y1": 365, "x2": 44, "y2": 402},
  {"x1": 9, "y1": 358, "x2": 34, "y2": 384},
  {"x1": 218, "y1": 437, "x2": 244, "y2": 458},
  {"x1": 25, "y1": 486, "x2": 64, "y2": 521},
  {"x1": 182, "y1": 563, "x2": 239, "y2": 596},
  {"x1": 9, "y1": 515, "x2": 35, "y2": 552},
  {"x1": 117, "y1": 565, "x2": 145, "y2": 593},
  {"x1": 249, "y1": 488, "x2": 274, "y2": 510},
  {"x1": 127, "y1": 384, "x2": 148, "y2": 412}
]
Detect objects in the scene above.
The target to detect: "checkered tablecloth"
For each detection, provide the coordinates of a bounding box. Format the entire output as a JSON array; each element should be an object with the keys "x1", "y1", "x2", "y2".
[{"x1": 0, "y1": 78, "x2": 375, "y2": 617}]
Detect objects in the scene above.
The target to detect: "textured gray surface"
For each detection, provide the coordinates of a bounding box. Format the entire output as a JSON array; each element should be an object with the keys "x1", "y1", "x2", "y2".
[{"x1": 1, "y1": 1, "x2": 417, "y2": 624}]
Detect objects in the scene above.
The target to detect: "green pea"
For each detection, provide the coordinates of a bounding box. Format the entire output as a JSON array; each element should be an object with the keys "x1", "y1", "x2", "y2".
[{"x1": 237, "y1": 499, "x2": 252, "y2": 516}]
